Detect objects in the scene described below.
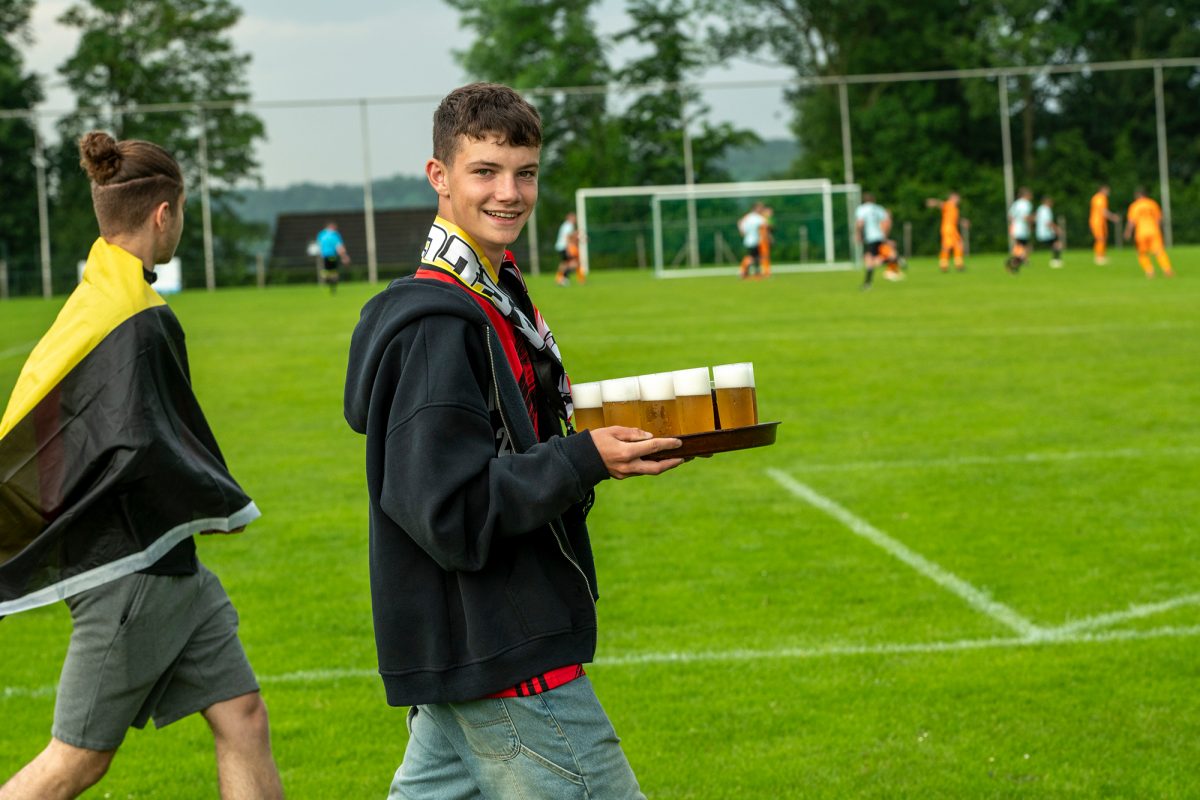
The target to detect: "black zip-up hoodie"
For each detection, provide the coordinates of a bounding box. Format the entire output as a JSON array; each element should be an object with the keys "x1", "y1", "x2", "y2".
[{"x1": 344, "y1": 277, "x2": 609, "y2": 706}]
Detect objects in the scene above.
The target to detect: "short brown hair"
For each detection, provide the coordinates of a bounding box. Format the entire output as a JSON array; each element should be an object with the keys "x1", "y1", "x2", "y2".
[
  {"x1": 79, "y1": 131, "x2": 184, "y2": 236},
  {"x1": 432, "y1": 83, "x2": 542, "y2": 164}
]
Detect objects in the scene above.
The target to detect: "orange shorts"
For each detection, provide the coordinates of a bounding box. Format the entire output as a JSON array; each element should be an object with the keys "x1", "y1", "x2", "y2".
[{"x1": 1135, "y1": 232, "x2": 1163, "y2": 254}]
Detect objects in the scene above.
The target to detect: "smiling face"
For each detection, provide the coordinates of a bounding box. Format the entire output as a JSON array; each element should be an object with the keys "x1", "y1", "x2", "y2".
[{"x1": 426, "y1": 133, "x2": 539, "y2": 266}]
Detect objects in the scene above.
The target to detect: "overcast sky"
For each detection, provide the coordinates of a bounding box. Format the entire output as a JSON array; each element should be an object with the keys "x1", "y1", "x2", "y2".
[{"x1": 21, "y1": 0, "x2": 793, "y2": 187}]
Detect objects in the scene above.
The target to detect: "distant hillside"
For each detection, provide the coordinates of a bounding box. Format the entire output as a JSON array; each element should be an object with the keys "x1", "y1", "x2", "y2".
[
  {"x1": 714, "y1": 138, "x2": 800, "y2": 180},
  {"x1": 230, "y1": 174, "x2": 436, "y2": 230},
  {"x1": 231, "y1": 139, "x2": 799, "y2": 230}
]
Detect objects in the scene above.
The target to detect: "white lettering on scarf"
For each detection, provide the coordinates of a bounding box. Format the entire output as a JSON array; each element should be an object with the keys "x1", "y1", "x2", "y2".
[{"x1": 421, "y1": 217, "x2": 574, "y2": 422}]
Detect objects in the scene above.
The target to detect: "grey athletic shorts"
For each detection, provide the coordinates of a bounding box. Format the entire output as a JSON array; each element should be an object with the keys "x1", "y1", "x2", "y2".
[{"x1": 53, "y1": 563, "x2": 259, "y2": 751}]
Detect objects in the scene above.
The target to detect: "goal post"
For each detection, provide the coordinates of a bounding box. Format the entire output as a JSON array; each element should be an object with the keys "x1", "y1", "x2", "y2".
[{"x1": 576, "y1": 179, "x2": 862, "y2": 278}]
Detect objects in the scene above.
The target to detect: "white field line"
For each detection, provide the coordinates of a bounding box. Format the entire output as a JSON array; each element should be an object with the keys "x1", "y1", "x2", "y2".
[
  {"x1": 0, "y1": 342, "x2": 36, "y2": 361},
  {"x1": 7, "y1": 625, "x2": 1200, "y2": 700},
  {"x1": 595, "y1": 624, "x2": 1200, "y2": 666},
  {"x1": 1046, "y1": 592, "x2": 1200, "y2": 636},
  {"x1": 767, "y1": 469, "x2": 1044, "y2": 638},
  {"x1": 577, "y1": 320, "x2": 1196, "y2": 346},
  {"x1": 790, "y1": 445, "x2": 1200, "y2": 474}
]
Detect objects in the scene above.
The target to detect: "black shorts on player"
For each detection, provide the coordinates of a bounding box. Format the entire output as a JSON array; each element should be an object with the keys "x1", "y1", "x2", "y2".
[
  {"x1": 1006, "y1": 238, "x2": 1031, "y2": 273},
  {"x1": 865, "y1": 241, "x2": 883, "y2": 258}
]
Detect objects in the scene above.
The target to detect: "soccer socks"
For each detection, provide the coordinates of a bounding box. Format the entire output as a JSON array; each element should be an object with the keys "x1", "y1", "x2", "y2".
[{"x1": 1157, "y1": 249, "x2": 1173, "y2": 275}]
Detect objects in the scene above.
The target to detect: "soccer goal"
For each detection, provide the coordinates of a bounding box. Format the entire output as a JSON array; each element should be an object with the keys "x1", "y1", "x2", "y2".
[{"x1": 576, "y1": 179, "x2": 862, "y2": 278}]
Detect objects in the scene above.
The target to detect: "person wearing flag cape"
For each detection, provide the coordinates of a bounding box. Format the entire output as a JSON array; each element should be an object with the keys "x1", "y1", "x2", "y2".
[
  {"x1": 0, "y1": 133, "x2": 283, "y2": 799},
  {"x1": 344, "y1": 83, "x2": 685, "y2": 799}
]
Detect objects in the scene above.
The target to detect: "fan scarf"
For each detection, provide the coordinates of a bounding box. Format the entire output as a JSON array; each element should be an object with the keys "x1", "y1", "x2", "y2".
[
  {"x1": 0, "y1": 237, "x2": 258, "y2": 616},
  {"x1": 420, "y1": 217, "x2": 574, "y2": 425}
]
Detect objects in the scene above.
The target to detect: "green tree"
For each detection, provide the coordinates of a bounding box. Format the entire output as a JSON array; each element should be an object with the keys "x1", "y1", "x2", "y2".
[
  {"x1": 704, "y1": 0, "x2": 1012, "y2": 253},
  {"x1": 50, "y1": 0, "x2": 265, "y2": 290},
  {"x1": 705, "y1": 0, "x2": 1200, "y2": 251},
  {"x1": 616, "y1": 0, "x2": 759, "y2": 187},
  {"x1": 1041, "y1": 0, "x2": 1200, "y2": 238},
  {"x1": 446, "y1": 0, "x2": 624, "y2": 265},
  {"x1": 0, "y1": 0, "x2": 44, "y2": 293}
]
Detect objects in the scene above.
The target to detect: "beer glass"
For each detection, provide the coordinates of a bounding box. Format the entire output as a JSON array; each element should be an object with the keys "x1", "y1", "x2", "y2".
[
  {"x1": 672, "y1": 367, "x2": 716, "y2": 434},
  {"x1": 712, "y1": 362, "x2": 757, "y2": 428},
  {"x1": 636, "y1": 373, "x2": 679, "y2": 437},
  {"x1": 570, "y1": 381, "x2": 605, "y2": 431},
  {"x1": 600, "y1": 377, "x2": 642, "y2": 428}
]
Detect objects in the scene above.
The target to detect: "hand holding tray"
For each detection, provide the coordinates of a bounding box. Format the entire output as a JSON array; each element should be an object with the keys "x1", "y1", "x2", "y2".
[{"x1": 645, "y1": 421, "x2": 780, "y2": 461}]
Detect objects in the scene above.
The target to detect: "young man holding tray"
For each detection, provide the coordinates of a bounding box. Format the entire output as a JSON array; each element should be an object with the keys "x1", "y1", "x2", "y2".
[{"x1": 344, "y1": 82, "x2": 683, "y2": 799}]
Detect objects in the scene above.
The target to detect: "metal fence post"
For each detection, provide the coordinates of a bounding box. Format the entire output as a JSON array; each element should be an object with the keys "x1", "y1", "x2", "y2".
[
  {"x1": 681, "y1": 93, "x2": 699, "y2": 269},
  {"x1": 33, "y1": 119, "x2": 52, "y2": 298},
  {"x1": 196, "y1": 106, "x2": 216, "y2": 291},
  {"x1": 1153, "y1": 63, "x2": 1173, "y2": 248},
  {"x1": 360, "y1": 99, "x2": 379, "y2": 283},
  {"x1": 838, "y1": 80, "x2": 854, "y2": 185},
  {"x1": 998, "y1": 75, "x2": 1015, "y2": 216}
]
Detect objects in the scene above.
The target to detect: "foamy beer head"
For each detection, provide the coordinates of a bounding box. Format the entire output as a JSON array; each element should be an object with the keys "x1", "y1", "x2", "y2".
[
  {"x1": 672, "y1": 367, "x2": 716, "y2": 434},
  {"x1": 600, "y1": 377, "x2": 642, "y2": 428},
  {"x1": 637, "y1": 372, "x2": 679, "y2": 437},
  {"x1": 571, "y1": 381, "x2": 605, "y2": 431},
  {"x1": 712, "y1": 362, "x2": 758, "y2": 429}
]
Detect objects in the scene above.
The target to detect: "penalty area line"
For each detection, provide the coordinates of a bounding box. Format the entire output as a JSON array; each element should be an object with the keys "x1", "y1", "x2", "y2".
[
  {"x1": 788, "y1": 445, "x2": 1200, "y2": 474},
  {"x1": 7, "y1": 626, "x2": 1200, "y2": 701},
  {"x1": 1046, "y1": 592, "x2": 1200, "y2": 636},
  {"x1": 767, "y1": 468, "x2": 1044, "y2": 639},
  {"x1": 595, "y1": 624, "x2": 1200, "y2": 666},
  {"x1": 0, "y1": 342, "x2": 37, "y2": 361}
]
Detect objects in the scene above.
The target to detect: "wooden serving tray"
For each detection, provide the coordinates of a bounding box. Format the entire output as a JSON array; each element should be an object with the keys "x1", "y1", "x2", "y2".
[{"x1": 645, "y1": 421, "x2": 780, "y2": 461}]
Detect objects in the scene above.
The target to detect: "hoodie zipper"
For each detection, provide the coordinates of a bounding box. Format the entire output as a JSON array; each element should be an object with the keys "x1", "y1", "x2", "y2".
[{"x1": 483, "y1": 326, "x2": 598, "y2": 627}]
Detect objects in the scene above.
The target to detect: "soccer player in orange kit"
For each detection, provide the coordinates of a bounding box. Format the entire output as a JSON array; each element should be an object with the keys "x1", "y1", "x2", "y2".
[
  {"x1": 1124, "y1": 188, "x2": 1174, "y2": 278},
  {"x1": 1089, "y1": 185, "x2": 1120, "y2": 264},
  {"x1": 925, "y1": 192, "x2": 968, "y2": 272}
]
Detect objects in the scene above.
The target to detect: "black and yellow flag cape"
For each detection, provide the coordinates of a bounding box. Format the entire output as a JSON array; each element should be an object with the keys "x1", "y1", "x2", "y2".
[{"x1": 0, "y1": 238, "x2": 258, "y2": 616}]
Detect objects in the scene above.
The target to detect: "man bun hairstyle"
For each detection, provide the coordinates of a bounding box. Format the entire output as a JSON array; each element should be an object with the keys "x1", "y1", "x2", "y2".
[
  {"x1": 432, "y1": 83, "x2": 542, "y2": 165},
  {"x1": 79, "y1": 131, "x2": 184, "y2": 236}
]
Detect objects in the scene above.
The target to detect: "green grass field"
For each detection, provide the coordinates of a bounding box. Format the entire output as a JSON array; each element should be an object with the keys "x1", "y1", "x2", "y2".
[{"x1": 2, "y1": 247, "x2": 1199, "y2": 798}]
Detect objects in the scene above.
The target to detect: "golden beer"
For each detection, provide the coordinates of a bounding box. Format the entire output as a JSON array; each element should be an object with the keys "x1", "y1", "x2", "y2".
[
  {"x1": 570, "y1": 381, "x2": 605, "y2": 431},
  {"x1": 636, "y1": 372, "x2": 679, "y2": 436},
  {"x1": 639, "y1": 398, "x2": 679, "y2": 437},
  {"x1": 672, "y1": 367, "x2": 715, "y2": 433},
  {"x1": 715, "y1": 386, "x2": 758, "y2": 428},
  {"x1": 712, "y1": 362, "x2": 757, "y2": 429},
  {"x1": 675, "y1": 392, "x2": 716, "y2": 433},
  {"x1": 603, "y1": 400, "x2": 642, "y2": 428},
  {"x1": 600, "y1": 377, "x2": 642, "y2": 428},
  {"x1": 574, "y1": 405, "x2": 606, "y2": 431}
]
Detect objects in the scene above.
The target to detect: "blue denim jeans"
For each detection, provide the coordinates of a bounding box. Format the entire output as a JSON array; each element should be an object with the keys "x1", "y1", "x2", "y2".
[{"x1": 388, "y1": 675, "x2": 645, "y2": 800}]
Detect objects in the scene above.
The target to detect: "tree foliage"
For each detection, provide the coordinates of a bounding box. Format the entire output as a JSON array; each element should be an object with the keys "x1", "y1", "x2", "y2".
[
  {"x1": 446, "y1": 0, "x2": 760, "y2": 264},
  {"x1": 49, "y1": 0, "x2": 265, "y2": 289},
  {"x1": 447, "y1": 0, "x2": 619, "y2": 254},
  {"x1": 616, "y1": 0, "x2": 759, "y2": 186},
  {"x1": 705, "y1": 0, "x2": 1200, "y2": 252},
  {"x1": 0, "y1": 0, "x2": 43, "y2": 286}
]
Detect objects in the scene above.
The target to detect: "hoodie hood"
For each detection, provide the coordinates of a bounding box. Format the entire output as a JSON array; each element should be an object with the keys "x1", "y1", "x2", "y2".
[{"x1": 344, "y1": 277, "x2": 492, "y2": 434}]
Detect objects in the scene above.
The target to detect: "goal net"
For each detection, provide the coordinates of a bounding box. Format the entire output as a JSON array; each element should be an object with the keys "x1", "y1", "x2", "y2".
[{"x1": 576, "y1": 179, "x2": 862, "y2": 278}]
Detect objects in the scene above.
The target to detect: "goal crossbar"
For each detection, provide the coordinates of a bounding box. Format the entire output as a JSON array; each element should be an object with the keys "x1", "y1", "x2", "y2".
[
  {"x1": 647, "y1": 182, "x2": 862, "y2": 277},
  {"x1": 576, "y1": 179, "x2": 835, "y2": 276}
]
